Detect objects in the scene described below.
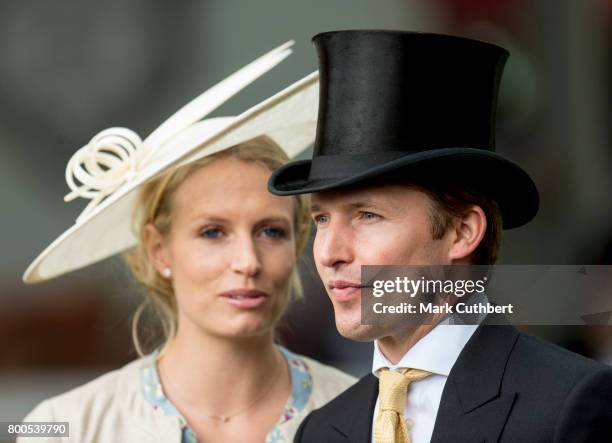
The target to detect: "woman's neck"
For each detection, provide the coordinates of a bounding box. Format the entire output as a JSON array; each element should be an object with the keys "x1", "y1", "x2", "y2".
[{"x1": 156, "y1": 324, "x2": 284, "y2": 417}]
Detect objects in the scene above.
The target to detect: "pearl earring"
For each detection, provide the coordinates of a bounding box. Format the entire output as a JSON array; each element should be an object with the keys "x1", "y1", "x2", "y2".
[{"x1": 161, "y1": 267, "x2": 172, "y2": 279}]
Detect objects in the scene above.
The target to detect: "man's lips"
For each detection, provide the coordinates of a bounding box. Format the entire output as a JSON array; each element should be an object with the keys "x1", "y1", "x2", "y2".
[
  {"x1": 328, "y1": 280, "x2": 362, "y2": 302},
  {"x1": 219, "y1": 289, "x2": 269, "y2": 309}
]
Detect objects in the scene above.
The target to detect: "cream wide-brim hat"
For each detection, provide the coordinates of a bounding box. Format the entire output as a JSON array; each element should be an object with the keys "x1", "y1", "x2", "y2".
[{"x1": 23, "y1": 41, "x2": 318, "y2": 284}]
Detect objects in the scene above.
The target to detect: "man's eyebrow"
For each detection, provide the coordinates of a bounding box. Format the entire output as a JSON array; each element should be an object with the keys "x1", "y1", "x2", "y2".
[
  {"x1": 311, "y1": 199, "x2": 379, "y2": 213},
  {"x1": 348, "y1": 199, "x2": 377, "y2": 208}
]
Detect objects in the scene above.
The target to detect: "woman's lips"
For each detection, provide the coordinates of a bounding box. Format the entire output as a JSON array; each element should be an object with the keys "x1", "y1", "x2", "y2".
[{"x1": 219, "y1": 289, "x2": 269, "y2": 309}]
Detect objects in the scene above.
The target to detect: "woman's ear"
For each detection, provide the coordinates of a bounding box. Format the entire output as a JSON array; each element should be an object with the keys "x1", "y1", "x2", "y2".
[
  {"x1": 448, "y1": 205, "x2": 487, "y2": 262},
  {"x1": 143, "y1": 223, "x2": 170, "y2": 275}
]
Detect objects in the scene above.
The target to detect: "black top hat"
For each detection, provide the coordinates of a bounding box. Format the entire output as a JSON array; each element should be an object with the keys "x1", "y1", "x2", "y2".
[{"x1": 268, "y1": 30, "x2": 539, "y2": 229}]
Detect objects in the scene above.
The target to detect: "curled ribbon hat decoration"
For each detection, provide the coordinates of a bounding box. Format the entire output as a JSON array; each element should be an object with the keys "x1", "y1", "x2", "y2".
[
  {"x1": 64, "y1": 128, "x2": 146, "y2": 222},
  {"x1": 62, "y1": 40, "x2": 294, "y2": 223}
]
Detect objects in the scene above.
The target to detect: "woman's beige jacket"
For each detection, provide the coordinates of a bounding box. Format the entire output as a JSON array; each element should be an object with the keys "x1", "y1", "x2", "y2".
[{"x1": 17, "y1": 353, "x2": 356, "y2": 442}]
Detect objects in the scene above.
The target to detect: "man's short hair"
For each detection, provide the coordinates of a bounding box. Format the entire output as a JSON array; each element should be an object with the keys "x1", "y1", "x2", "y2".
[
  {"x1": 378, "y1": 174, "x2": 503, "y2": 265},
  {"x1": 416, "y1": 184, "x2": 503, "y2": 265}
]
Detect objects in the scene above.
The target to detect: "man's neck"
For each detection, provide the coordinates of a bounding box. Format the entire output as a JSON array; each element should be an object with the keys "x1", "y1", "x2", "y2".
[
  {"x1": 377, "y1": 311, "x2": 451, "y2": 364},
  {"x1": 377, "y1": 324, "x2": 436, "y2": 364}
]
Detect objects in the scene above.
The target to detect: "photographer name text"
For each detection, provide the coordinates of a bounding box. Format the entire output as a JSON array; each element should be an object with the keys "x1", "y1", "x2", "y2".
[{"x1": 372, "y1": 301, "x2": 514, "y2": 315}]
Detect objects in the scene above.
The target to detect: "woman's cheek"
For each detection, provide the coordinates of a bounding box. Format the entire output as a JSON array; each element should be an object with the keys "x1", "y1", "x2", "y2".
[
  {"x1": 194, "y1": 243, "x2": 226, "y2": 269},
  {"x1": 174, "y1": 243, "x2": 227, "y2": 292}
]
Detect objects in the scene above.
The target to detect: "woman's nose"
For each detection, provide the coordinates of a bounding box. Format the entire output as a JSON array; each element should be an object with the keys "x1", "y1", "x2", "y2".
[{"x1": 230, "y1": 235, "x2": 262, "y2": 277}]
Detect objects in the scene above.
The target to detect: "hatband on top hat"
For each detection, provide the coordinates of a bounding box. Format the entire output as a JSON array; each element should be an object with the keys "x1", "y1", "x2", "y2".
[{"x1": 268, "y1": 30, "x2": 539, "y2": 229}]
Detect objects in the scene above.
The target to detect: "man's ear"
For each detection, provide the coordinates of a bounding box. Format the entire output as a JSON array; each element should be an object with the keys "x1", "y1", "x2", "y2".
[
  {"x1": 448, "y1": 205, "x2": 487, "y2": 262},
  {"x1": 143, "y1": 223, "x2": 170, "y2": 274}
]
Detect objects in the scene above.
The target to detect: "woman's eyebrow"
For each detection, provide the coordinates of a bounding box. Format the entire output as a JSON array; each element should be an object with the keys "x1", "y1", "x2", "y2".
[
  {"x1": 191, "y1": 214, "x2": 291, "y2": 224},
  {"x1": 256, "y1": 216, "x2": 292, "y2": 225},
  {"x1": 191, "y1": 214, "x2": 229, "y2": 223}
]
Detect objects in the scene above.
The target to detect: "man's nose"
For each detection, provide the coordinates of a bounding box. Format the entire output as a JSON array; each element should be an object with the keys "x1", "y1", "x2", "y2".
[
  {"x1": 314, "y1": 221, "x2": 353, "y2": 269},
  {"x1": 230, "y1": 234, "x2": 262, "y2": 277}
]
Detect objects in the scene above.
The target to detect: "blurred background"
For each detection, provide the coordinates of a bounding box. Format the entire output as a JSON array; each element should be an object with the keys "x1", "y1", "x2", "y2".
[{"x1": 1, "y1": 0, "x2": 611, "y2": 431}]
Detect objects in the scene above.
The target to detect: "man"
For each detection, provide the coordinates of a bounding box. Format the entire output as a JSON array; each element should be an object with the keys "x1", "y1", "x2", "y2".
[{"x1": 269, "y1": 31, "x2": 612, "y2": 442}]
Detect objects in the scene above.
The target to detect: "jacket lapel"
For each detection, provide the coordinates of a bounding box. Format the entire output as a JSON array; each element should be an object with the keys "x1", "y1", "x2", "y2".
[
  {"x1": 328, "y1": 373, "x2": 379, "y2": 443},
  {"x1": 431, "y1": 320, "x2": 520, "y2": 443}
]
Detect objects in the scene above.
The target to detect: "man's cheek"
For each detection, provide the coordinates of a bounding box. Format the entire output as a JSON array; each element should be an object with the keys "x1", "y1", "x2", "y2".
[
  {"x1": 359, "y1": 238, "x2": 402, "y2": 265},
  {"x1": 312, "y1": 234, "x2": 323, "y2": 265}
]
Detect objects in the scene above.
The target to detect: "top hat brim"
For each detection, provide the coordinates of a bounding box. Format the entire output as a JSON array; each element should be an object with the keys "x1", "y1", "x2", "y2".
[{"x1": 268, "y1": 147, "x2": 539, "y2": 229}]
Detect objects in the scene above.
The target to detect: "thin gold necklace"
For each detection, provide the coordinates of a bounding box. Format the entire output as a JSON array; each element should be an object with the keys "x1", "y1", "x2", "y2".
[{"x1": 159, "y1": 350, "x2": 285, "y2": 424}]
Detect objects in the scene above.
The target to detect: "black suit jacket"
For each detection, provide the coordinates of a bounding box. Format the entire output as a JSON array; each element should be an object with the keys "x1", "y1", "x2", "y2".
[{"x1": 294, "y1": 322, "x2": 612, "y2": 442}]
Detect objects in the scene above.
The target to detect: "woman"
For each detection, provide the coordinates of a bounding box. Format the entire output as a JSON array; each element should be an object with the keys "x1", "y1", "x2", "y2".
[{"x1": 19, "y1": 44, "x2": 355, "y2": 443}]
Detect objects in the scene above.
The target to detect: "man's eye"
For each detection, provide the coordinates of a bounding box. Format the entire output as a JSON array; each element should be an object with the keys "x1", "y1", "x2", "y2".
[
  {"x1": 313, "y1": 214, "x2": 329, "y2": 225},
  {"x1": 361, "y1": 211, "x2": 380, "y2": 220},
  {"x1": 200, "y1": 228, "x2": 223, "y2": 239},
  {"x1": 262, "y1": 227, "x2": 286, "y2": 239}
]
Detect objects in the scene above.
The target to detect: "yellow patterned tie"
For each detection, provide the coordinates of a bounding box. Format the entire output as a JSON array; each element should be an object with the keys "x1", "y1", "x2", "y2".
[{"x1": 373, "y1": 367, "x2": 432, "y2": 443}]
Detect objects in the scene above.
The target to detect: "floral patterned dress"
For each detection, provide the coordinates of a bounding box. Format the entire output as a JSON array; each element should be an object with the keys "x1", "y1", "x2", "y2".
[{"x1": 140, "y1": 346, "x2": 313, "y2": 443}]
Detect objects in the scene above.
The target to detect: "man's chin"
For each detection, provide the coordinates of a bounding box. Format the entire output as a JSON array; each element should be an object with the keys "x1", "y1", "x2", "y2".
[{"x1": 335, "y1": 319, "x2": 383, "y2": 342}]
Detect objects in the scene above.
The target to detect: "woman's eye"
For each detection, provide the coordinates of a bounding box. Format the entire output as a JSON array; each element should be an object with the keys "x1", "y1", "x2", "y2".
[
  {"x1": 262, "y1": 227, "x2": 286, "y2": 239},
  {"x1": 200, "y1": 227, "x2": 223, "y2": 239}
]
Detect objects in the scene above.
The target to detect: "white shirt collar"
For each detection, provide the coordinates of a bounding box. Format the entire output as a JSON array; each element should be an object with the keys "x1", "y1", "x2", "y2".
[{"x1": 372, "y1": 292, "x2": 488, "y2": 377}]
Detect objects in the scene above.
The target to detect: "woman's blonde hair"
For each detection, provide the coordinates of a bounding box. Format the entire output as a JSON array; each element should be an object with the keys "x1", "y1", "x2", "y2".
[{"x1": 123, "y1": 135, "x2": 311, "y2": 357}]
